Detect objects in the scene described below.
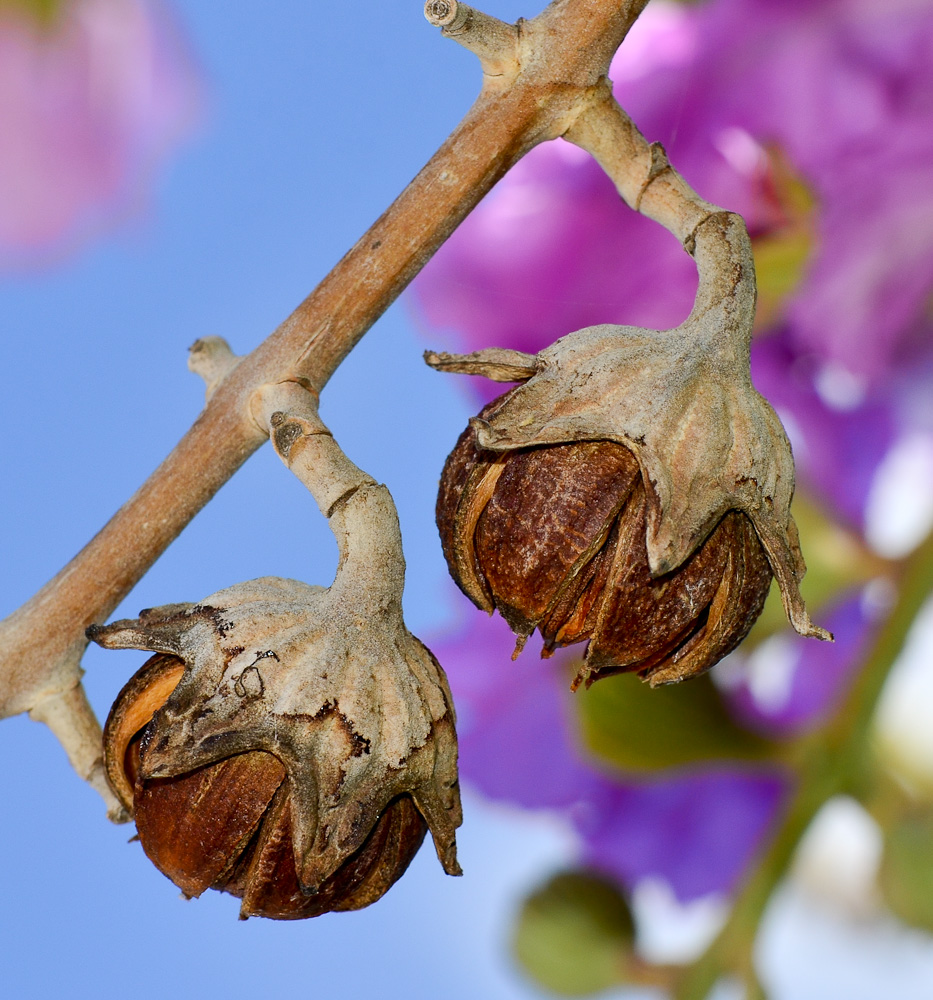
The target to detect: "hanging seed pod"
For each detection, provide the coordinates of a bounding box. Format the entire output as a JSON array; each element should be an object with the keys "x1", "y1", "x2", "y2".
[
  {"x1": 428, "y1": 215, "x2": 829, "y2": 688},
  {"x1": 102, "y1": 652, "x2": 429, "y2": 919},
  {"x1": 89, "y1": 381, "x2": 461, "y2": 917}
]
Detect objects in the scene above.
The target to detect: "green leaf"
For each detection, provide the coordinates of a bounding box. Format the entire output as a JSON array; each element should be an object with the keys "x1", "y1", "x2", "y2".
[
  {"x1": 577, "y1": 672, "x2": 774, "y2": 772},
  {"x1": 753, "y1": 228, "x2": 812, "y2": 331},
  {"x1": 512, "y1": 871, "x2": 635, "y2": 996},
  {"x1": 880, "y1": 813, "x2": 933, "y2": 932}
]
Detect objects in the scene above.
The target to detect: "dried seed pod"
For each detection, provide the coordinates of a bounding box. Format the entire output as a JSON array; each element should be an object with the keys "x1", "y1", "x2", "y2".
[
  {"x1": 89, "y1": 382, "x2": 461, "y2": 918},
  {"x1": 438, "y1": 416, "x2": 772, "y2": 687},
  {"x1": 103, "y1": 653, "x2": 427, "y2": 919},
  {"x1": 428, "y1": 214, "x2": 829, "y2": 687}
]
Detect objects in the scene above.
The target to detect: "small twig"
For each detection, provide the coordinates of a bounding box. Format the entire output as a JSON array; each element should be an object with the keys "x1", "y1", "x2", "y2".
[
  {"x1": 29, "y1": 683, "x2": 125, "y2": 821},
  {"x1": 423, "y1": 0, "x2": 520, "y2": 81},
  {"x1": 188, "y1": 337, "x2": 242, "y2": 402}
]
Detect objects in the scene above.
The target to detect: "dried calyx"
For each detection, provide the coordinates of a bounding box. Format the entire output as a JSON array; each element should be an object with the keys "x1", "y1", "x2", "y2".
[
  {"x1": 89, "y1": 381, "x2": 460, "y2": 919},
  {"x1": 428, "y1": 214, "x2": 830, "y2": 689}
]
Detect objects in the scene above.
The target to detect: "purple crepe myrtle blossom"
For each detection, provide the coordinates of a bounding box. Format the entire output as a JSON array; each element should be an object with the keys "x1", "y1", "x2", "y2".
[
  {"x1": 576, "y1": 768, "x2": 786, "y2": 903},
  {"x1": 716, "y1": 590, "x2": 878, "y2": 739},
  {"x1": 0, "y1": 0, "x2": 199, "y2": 267},
  {"x1": 750, "y1": 330, "x2": 896, "y2": 530},
  {"x1": 671, "y1": 0, "x2": 933, "y2": 391},
  {"x1": 432, "y1": 596, "x2": 787, "y2": 903},
  {"x1": 412, "y1": 0, "x2": 933, "y2": 415}
]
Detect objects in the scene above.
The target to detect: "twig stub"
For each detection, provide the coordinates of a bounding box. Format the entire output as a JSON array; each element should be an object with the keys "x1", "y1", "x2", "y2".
[{"x1": 424, "y1": 0, "x2": 467, "y2": 30}]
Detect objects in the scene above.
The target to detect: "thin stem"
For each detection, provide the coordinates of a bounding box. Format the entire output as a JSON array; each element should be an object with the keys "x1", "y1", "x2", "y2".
[
  {"x1": 673, "y1": 526, "x2": 933, "y2": 1000},
  {"x1": 565, "y1": 92, "x2": 718, "y2": 244},
  {"x1": 564, "y1": 90, "x2": 760, "y2": 352},
  {"x1": 253, "y1": 381, "x2": 407, "y2": 616}
]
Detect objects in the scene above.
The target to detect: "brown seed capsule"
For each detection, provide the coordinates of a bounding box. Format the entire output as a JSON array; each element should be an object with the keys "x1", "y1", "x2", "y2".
[
  {"x1": 428, "y1": 215, "x2": 829, "y2": 685},
  {"x1": 438, "y1": 401, "x2": 773, "y2": 688},
  {"x1": 91, "y1": 385, "x2": 460, "y2": 919},
  {"x1": 104, "y1": 652, "x2": 428, "y2": 920}
]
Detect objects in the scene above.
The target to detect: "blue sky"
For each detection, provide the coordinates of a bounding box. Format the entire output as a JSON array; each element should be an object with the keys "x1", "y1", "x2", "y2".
[{"x1": 0, "y1": 3, "x2": 577, "y2": 998}]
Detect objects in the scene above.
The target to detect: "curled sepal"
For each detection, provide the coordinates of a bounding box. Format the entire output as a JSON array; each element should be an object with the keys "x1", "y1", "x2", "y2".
[
  {"x1": 430, "y1": 214, "x2": 830, "y2": 647},
  {"x1": 425, "y1": 348, "x2": 539, "y2": 382}
]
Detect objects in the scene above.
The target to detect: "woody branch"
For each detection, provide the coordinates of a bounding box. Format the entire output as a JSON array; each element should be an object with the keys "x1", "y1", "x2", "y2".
[{"x1": 0, "y1": 0, "x2": 653, "y2": 811}]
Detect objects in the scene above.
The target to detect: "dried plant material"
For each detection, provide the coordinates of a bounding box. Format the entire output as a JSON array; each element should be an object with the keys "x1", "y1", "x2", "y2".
[
  {"x1": 102, "y1": 653, "x2": 429, "y2": 920},
  {"x1": 102, "y1": 653, "x2": 185, "y2": 811},
  {"x1": 89, "y1": 383, "x2": 461, "y2": 918},
  {"x1": 187, "y1": 336, "x2": 241, "y2": 401},
  {"x1": 438, "y1": 416, "x2": 772, "y2": 687},
  {"x1": 430, "y1": 214, "x2": 829, "y2": 686},
  {"x1": 425, "y1": 348, "x2": 539, "y2": 383}
]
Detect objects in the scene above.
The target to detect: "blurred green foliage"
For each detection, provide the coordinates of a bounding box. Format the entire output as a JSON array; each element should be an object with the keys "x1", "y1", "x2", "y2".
[
  {"x1": 577, "y1": 672, "x2": 773, "y2": 772},
  {"x1": 880, "y1": 811, "x2": 933, "y2": 932},
  {"x1": 746, "y1": 492, "x2": 890, "y2": 647},
  {"x1": 0, "y1": 0, "x2": 62, "y2": 25},
  {"x1": 512, "y1": 871, "x2": 635, "y2": 996},
  {"x1": 752, "y1": 146, "x2": 815, "y2": 332},
  {"x1": 753, "y1": 226, "x2": 811, "y2": 330}
]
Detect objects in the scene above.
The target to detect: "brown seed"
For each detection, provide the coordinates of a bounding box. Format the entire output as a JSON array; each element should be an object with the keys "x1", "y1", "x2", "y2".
[
  {"x1": 230, "y1": 790, "x2": 426, "y2": 919},
  {"x1": 437, "y1": 405, "x2": 773, "y2": 687},
  {"x1": 103, "y1": 654, "x2": 430, "y2": 919}
]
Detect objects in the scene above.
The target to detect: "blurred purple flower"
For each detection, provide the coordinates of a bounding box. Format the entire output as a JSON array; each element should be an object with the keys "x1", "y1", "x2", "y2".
[
  {"x1": 751, "y1": 330, "x2": 896, "y2": 528},
  {"x1": 717, "y1": 590, "x2": 877, "y2": 738},
  {"x1": 0, "y1": 0, "x2": 200, "y2": 267},
  {"x1": 412, "y1": 140, "x2": 696, "y2": 374},
  {"x1": 577, "y1": 768, "x2": 785, "y2": 902},
  {"x1": 687, "y1": 0, "x2": 933, "y2": 383},
  {"x1": 433, "y1": 598, "x2": 787, "y2": 903},
  {"x1": 411, "y1": 0, "x2": 933, "y2": 516}
]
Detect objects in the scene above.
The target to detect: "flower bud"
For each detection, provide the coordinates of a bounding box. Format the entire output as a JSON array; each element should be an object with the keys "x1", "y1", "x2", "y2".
[
  {"x1": 427, "y1": 214, "x2": 830, "y2": 686},
  {"x1": 103, "y1": 652, "x2": 428, "y2": 919}
]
